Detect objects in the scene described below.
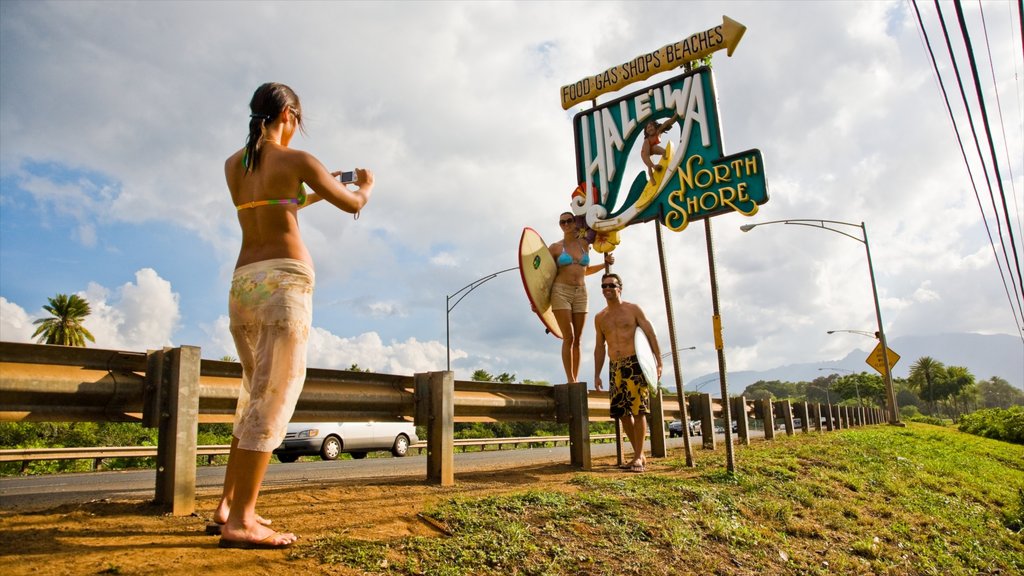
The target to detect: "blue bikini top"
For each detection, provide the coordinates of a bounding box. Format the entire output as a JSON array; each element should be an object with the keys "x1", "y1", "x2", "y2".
[{"x1": 557, "y1": 242, "x2": 590, "y2": 267}]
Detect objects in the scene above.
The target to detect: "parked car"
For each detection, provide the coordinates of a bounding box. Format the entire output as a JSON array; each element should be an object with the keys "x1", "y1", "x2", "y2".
[
  {"x1": 668, "y1": 420, "x2": 701, "y2": 437},
  {"x1": 274, "y1": 421, "x2": 418, "y2": 462}
]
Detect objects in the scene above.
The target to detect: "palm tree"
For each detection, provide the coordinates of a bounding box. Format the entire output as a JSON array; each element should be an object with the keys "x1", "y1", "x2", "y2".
[
  {"x1": 908, "y1": 356, "x2": 945, "y2": 416},
  {"x1": 31, "y1": 293, "x2": 96, "y2": 347},
  {"x1": 943, "y1": 366, "x2": 975, "y2": 420}
]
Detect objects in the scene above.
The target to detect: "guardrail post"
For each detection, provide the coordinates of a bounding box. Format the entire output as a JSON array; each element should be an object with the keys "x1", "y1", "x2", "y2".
[
  {"x1": 776, "y1": 400, "x2": 794, "y2": 436},
  {"x1": 564, "y1": 381, "x2": 591, "y2": 469},
  {"x1": 698, "y1": 393, "x2": 715, "y2": 450},
  {"x1": 426, "y1": 371, "x2": 454, "y2": 486},
  {"x1": 649, "y1": 388, "x2": 666, "y2": 458},
  {"x1": 812, "y1": 403, "x2": 822, "y2": 432},
  {"x1": 731, "y1": 396, "x2": 749, "y2": 445},
  {"x1": 796, "y1": 402, "x2": 810, "y2": 433},
  {"x1": 760, "y1": 398, "x2": 775, "y2": 440},
  {"x1": 153, "y1": 345, "x2": 201, "y2": 515}
]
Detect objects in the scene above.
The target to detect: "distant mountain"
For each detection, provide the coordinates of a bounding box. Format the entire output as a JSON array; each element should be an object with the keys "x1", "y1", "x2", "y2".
[{"x1": 694, "y1": 333, "x2": 1023, "y2": 395}]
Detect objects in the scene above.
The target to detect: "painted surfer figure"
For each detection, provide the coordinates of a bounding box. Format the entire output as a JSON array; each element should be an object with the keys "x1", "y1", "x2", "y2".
[
  {"x1": 548, "y1": 212, "x2": 613, "y2": 383},
  {"x1": 594, "y1": 273, "x2": 662, "y2": 473},
  {"x1": 641, "y1": 113, "x2": 678, "y2": 182}
]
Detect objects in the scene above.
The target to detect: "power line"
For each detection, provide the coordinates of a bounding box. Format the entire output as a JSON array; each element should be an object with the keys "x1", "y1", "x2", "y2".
[
  {"x1": 953, "y1": 0, "x2": 1024, "y2": 301},
  {"x1": 911, "y1": 0, "x2": 1024, "y2": 339}
]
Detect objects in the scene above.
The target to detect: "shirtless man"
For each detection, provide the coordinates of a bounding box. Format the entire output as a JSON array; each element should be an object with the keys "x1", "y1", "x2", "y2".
[{"x1": 593, "y1": 273, "x2": 662, "y2": 472}]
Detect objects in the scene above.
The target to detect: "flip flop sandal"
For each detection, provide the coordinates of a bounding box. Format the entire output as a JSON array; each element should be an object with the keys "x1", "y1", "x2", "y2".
[{"x1": 218, "y1": 532, "x2": 295, "y2": 550}]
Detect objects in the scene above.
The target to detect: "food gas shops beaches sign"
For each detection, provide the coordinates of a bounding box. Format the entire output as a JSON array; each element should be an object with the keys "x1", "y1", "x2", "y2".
[
  {"x1": 571, "y1": 66, "x2": 769, "y2": 233},
  {"x1": 559, "y1": 16, "x2": 747, "y2": 110}
]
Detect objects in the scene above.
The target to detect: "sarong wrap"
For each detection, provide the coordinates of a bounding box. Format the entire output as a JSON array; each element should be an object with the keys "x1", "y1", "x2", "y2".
[{"x1": 229, "y1": 258, "x2": 315, "y2": 452}]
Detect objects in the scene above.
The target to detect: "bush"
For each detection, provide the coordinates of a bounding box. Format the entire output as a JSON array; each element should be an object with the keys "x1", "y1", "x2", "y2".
[
  {"x1": 900, "y1": 405, "x2": 922, "y2": 420},
  {"x1": 958, "y1": 407, "x2": 1024, "y2": 444},
  {"x1": 908, "y1": 415, "x2": 949, "y2": 427}
]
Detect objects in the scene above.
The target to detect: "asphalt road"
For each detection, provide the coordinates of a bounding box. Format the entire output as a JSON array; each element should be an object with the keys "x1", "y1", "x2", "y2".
[{"x1": 0, "y1": 433, "x2": 756, "y2": 511}]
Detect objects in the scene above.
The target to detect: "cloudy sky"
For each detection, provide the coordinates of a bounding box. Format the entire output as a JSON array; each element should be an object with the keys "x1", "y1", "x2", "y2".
[{"x1": 1, "y1": 1, "x2": 1021, "y2": 388}]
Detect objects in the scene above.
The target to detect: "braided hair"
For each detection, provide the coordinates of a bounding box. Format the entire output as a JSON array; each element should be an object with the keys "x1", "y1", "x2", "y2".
[{"x1": 243, "y1": 82, "x2": 303, "y2": 173}]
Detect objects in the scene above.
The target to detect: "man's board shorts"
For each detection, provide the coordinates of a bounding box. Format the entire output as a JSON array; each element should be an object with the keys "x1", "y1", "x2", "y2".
[
  {"x1": 609, "y1": 354, "x2": 651, "y2": 418},
  {"x1": 228, "y1": 258, "x2": 315, "y2": 452},
  {"x1": 550, "y1": 282, "x2": 588, "y2": 313}
]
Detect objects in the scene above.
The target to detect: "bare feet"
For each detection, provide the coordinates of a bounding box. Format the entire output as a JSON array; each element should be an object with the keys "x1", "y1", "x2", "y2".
[
  {"x1": 206, "y1": 512, "x2": 272, "y2": 535},
  {"x1": 219, "y1": 522, "x2": 297, "y2": 549},
  {"x1": 212, "y1": 509, "x2": 271, "y2": 526}
]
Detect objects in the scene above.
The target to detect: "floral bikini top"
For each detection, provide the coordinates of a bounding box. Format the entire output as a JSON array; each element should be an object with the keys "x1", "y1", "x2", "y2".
[
  {"x1": 235, "y1": 186, "x2": 306, "y2": 211},
  {"x1": 235, "y1": 148, "x2": 308, "y2": 211}
]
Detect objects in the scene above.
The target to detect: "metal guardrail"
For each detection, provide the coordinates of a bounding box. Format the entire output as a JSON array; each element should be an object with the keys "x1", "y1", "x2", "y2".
[
  {"x1": 0, "y1": 341, "x2": 884, "y2": 515},
  {"x1": 0, "y1": 435, "x2": 628, "y2": 466}
]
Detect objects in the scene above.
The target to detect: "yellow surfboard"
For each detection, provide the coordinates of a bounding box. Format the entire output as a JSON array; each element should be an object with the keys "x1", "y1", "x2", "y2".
[{"x1": 518, "y1": 228, "x2": 563, "y2": 339}]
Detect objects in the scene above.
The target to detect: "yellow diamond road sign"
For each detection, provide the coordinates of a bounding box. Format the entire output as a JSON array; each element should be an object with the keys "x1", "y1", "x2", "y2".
[{"x1": 865, "y1": 342, "x2": 900, "y2": 376}]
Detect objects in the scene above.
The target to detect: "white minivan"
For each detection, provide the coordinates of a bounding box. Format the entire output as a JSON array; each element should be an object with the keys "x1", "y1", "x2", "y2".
[{"x1": 273, "y1": 421, "x2": 419, "y2": 462}]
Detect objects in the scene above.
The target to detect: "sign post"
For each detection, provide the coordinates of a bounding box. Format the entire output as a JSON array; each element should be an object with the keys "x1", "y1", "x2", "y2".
[{"x1": 560, "y1": 17, "x2": 765, "y2": 475}]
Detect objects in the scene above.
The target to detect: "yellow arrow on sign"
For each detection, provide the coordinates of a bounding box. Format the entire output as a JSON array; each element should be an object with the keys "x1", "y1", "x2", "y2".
[
  {"x1": 559, "y1": 15, "x2": 747, "y2": 110},
  {"x1": 865, "y1": 342, "x2": 900, "y2": 376}
]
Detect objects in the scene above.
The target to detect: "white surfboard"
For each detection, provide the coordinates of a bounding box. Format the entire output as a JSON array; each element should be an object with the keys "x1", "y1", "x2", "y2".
[{"x1": 634, "y1": 327, "x2": 657, "y2": 386}]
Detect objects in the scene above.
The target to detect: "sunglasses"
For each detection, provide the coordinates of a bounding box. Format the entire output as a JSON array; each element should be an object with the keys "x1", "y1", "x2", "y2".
[
  {"x1": 601, "y1": 283, "x2": 620, "y2": 289},
  {"x1": 559, "y1": 218, "x2": 574, "y2": 225}
]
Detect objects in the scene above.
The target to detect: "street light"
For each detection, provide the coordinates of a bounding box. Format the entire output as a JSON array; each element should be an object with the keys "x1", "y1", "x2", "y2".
[
  {"x1": 818, "y1": 367, "x2": 862, "y2": 406},
  {"x1": 827, "y1": 329, "x2": 878, "y2": 339},
  {"x1": 806, "y1": 382, "x2": 832, "y2": 405},
  {"x1": 661, "y1": 346, "x2": 696, "y2": 359},
  {"x1": 740, "y1": 218, "x2": 900, "y2": 424},
  {"x1": 446, "y1": 267, "x2": 517, "y2": 371},
  {"x1": 693, "y1": 375, "x2": 718, "y2": 393}
]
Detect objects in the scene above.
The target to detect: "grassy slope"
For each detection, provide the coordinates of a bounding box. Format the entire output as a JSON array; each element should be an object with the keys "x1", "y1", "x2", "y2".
[{"x1": 295, "y1": 424, "x2": 1024, "y2": 575}]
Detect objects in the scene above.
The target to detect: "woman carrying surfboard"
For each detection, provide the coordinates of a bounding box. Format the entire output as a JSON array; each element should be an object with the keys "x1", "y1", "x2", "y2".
[
  {"x1": 548, "y1": 211, "x2": 613, "y2": 383},
  {"x1": 215, "y1": 82, "x2": 374, "y2": 549}
]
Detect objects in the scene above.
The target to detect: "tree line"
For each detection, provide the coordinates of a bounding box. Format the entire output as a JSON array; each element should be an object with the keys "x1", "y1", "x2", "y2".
[{"x1": 739, "y1": 357, "x2": 1022, "y2": 422}]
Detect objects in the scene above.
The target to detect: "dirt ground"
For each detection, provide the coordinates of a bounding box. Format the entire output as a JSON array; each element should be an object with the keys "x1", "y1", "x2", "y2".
[{"x1": 0, "y1": 456, "x2": 621, "y2": 576}]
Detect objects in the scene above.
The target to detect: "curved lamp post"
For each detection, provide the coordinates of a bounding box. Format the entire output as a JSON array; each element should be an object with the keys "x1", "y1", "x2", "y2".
[
  {"x1": 661, "y1": 346, "x2": 696, "y2": 359},
  {"x1": 693, "y1": 375, "x2": 718, "y2": 393},
  {"x1": 446, "y1": 267, "x2": 517, "y2": 371},
  {"x1": 827, "y1": 329, "x2": 878, "y2": 339},
  {"x1": 817, "y1": 366, "x2": 861, "y2": 406},
  {"x1": 740, "y1": 219, "x2": 900, "y2": 424}
]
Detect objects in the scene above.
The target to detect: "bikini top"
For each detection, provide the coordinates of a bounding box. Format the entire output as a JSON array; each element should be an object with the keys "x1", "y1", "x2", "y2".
[
  {"x1": 557, "y1": 241, "x2": 590, "y2": 267},
  {"x1": 235, "y1": 148, "x2": 308, "y2": 211},
  {"x1": 235, "y1": 186, "x2": 306, "y2": 211}
]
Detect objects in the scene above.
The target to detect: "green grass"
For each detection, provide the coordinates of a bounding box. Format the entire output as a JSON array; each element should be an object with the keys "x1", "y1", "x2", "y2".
[{"x1": 292, "y1": 424, "x2": 1024, "y2": 575}]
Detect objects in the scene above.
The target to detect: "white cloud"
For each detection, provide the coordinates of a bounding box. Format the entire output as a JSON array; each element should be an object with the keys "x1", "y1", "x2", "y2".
[
  {"x1": 0, "y1": 269, "x2": 179, "y2": 352},
  {"x1": 0, "y1": 297, "x2": 35, "y2": 342},
  {"x1": 307, "y1": 328, "x2": 457, "y2": 375},
  {"x1": 81, "y1": 268, "x2": 180, "y2": 351}
]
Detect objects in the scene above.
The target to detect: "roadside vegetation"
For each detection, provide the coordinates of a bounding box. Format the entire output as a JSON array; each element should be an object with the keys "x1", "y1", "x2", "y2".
[
  {"x1": 293, "y1": 423, "x2": 1023, "y2": 575},
  {"x1": 959, "y1": 406, "x2": 1024, "y2": 444}
]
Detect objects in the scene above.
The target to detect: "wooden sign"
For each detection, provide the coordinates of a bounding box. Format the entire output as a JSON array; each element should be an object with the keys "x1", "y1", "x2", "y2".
[{"x1": 559, "y1": 16, "x2": 747, "y2": 110}]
